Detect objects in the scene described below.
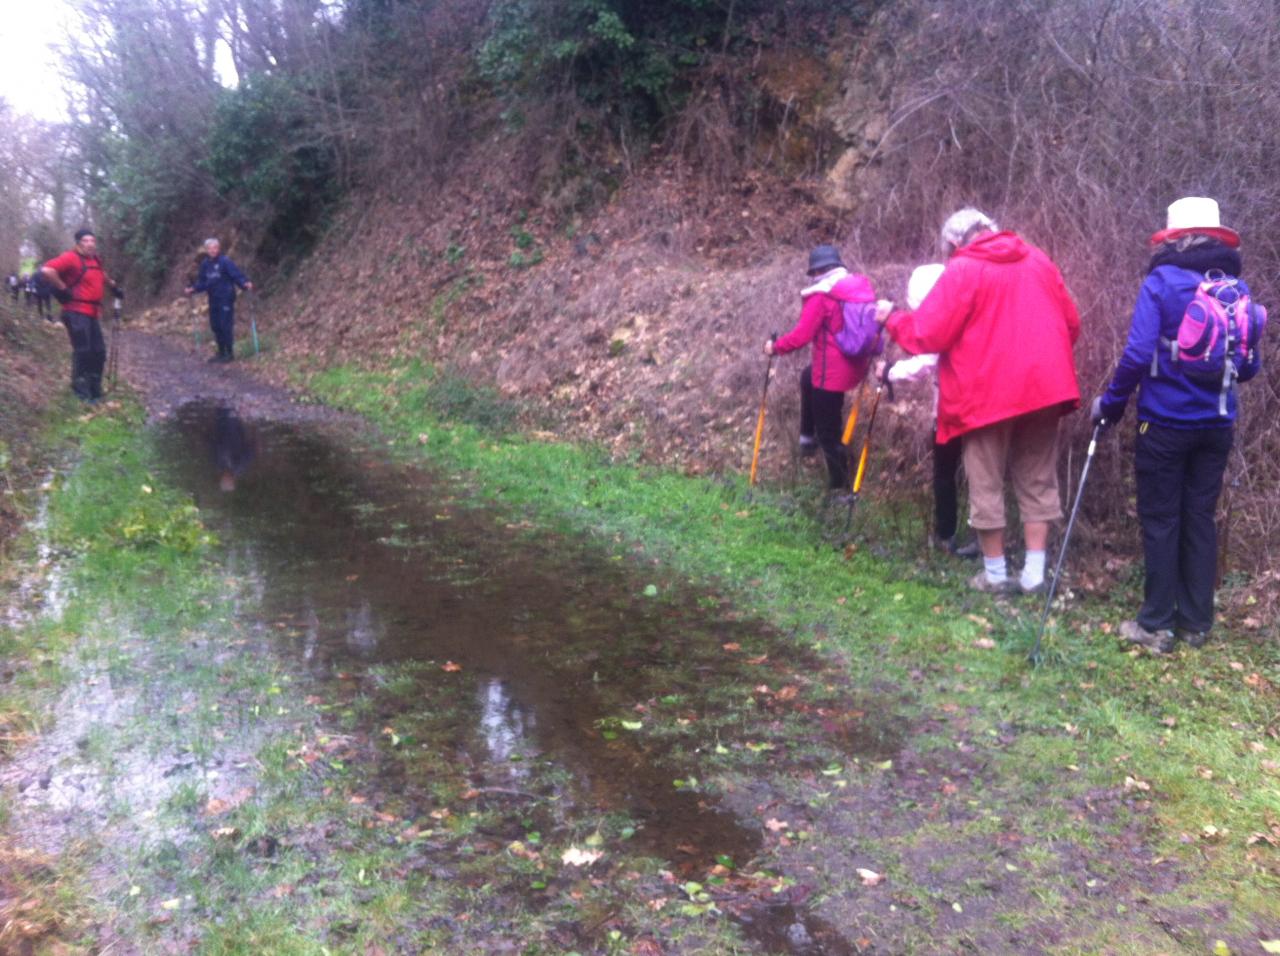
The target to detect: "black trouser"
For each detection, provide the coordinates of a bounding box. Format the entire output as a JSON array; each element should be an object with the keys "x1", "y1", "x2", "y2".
[
  {"x1": 933, "y1": 432, "x2": 963, "y2": 541},
  {"x1": 799, "y1": 366, "x2": 848, "y2": 490},
  {"x1": 209, "y1": 298, "x2": 236, "y2": 356},
  {"x1": 1134, "y1": 421, "x2": 1232, "y2": 634},
  {"x1": 61, "y1": 310, "x2": 106, "y2": 400}
]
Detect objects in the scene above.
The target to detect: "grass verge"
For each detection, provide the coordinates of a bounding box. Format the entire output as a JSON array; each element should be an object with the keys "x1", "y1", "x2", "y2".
[{"x1": 296, "y1": 358, "x2": 1280, "y2": 952}]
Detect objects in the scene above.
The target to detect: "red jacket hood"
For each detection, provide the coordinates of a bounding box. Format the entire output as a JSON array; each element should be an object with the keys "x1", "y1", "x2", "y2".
[{"x1": 955, "y1": 230, "x2": 1029, "y2": 264}]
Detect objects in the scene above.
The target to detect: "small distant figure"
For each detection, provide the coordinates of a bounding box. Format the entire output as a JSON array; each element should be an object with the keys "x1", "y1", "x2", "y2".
[
  {"x1": 185, "y1": 238, "x2": 252, "y2": 363},
  {"x1": 33, "y1": 277, "x2": 52, "y2": 321},
  {"x1": 6, "y1": 273, "x2": 18, "y2": 301},
  {"x1": 41, "y1": 228, "x2": 123, "y2": 403},
  {"x1": 23, "y1": 273, "x2": 36, "y2": 308}
]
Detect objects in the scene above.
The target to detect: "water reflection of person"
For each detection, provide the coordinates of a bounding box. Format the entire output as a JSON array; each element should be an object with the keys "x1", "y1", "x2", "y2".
[{"x1": 213, "y1": 405, "x2": 255, "y2": 492}]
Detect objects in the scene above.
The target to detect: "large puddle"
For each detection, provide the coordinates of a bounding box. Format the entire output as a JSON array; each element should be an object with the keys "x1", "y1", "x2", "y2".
[{"x1": 143, "y1": 401, "x2": 904, "y2": 951}]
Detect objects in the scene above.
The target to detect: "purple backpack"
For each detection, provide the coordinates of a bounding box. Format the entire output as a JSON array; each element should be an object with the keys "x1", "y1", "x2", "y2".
[
  {"x1": 1153, "y1": 270, "x2": 1267, "y2": 415},
  {"x1": 833, "y1": 300, "x2": 885, "y2": 360}
]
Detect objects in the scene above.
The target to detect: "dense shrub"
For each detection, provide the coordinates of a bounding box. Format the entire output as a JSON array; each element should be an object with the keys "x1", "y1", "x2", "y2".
[
  {"x1": 203, "y1": 74, "x2": 342, "y2": 265},
  {"x1": 478, "y1": 0, "x2": 880, "y2": 154},
  {"x1": 839, "y1": 0, "x2": 1280, "y2": 571}
]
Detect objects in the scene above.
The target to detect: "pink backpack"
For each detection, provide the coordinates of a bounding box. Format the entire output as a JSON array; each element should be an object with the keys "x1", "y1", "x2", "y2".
[{"x1": 1154, "y1": 270, "x2": 1267, "y2": 415}]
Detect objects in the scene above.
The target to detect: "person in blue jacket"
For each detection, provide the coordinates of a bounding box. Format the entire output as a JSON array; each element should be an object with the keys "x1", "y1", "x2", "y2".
[
  {"x1": 1093, "y1": 197, "x2": 1263, "y2": 653},
  {"x1": 185, "y1": 238, "x2": 252, "y2": 362}
]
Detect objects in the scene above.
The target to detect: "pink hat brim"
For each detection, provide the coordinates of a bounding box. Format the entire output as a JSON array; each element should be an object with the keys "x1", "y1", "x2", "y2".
[{"x1": 1148, "y1": 226, "x2": 1240, "y2": 249}]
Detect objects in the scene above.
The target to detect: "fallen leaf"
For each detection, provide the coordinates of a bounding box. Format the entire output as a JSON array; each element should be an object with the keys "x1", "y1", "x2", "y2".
[
  {"x1": 160, "y1": 898, "x2": 181, "y2": 911},
  {"x1": 442, "y1": 661, "x2": 462, "y2": 672},
  {"x1": 1259, "y1": 940, "x2": 1280, "y2": 954},
  {"x1": 722, "y1": 642, "x2": 741, "y2": 652},
  {"x1": 561, "y1": 846, "x2": 603, "y2": 867},
  {"x1": 1230, "y1": 661, "x2": 1245, "y2": 671},
  {"x1": 972, "y1": 638, "x2": 996, "y2": 650},
  {"x1": 746, "y1": 654, "x2": 768, "y2": 665},
  {"x1": 1123, "y1": 776, "x2": 1151, "y2": 793},
  {"x1": 764, "y1": 818, "x2": 790, "y2": 832},
  {"x1": 857, "y1": 868, "x2": 884, "y2": 886}
]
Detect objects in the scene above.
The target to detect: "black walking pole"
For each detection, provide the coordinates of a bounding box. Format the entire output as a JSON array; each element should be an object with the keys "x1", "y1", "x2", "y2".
[{"x1": 1030, "y1": 422, "x2": 1103, "y2": 664}]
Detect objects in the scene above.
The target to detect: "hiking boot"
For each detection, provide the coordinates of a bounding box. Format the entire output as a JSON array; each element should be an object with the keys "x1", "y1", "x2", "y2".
[
  {"x1": 798, "y1": 435, "x2": 819, "y2": 458},
  {"x1": 1019, "y1": 577, "x2": 1046, "y2": 595},
  {"x1": 827, "y1": 491, "x2": 856, "y2": 508},
  {"x1": 1119, "y1": 620, "x2": 1176, "y2": 654},
  {"x1": 937, "y1": 536, "x2": 981, "y2": 559},
  {"x1": 969, "y1": 570, "x2": 1014, "y2": 594},
  {"x1": 1176, "y1": 627, "x2": 1209, "y2": 648}
]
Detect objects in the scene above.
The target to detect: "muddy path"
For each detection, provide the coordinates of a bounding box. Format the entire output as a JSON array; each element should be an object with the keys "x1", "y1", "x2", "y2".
[{"x1": 2, "y1": 331, "x2": 1268, "y2": 954}]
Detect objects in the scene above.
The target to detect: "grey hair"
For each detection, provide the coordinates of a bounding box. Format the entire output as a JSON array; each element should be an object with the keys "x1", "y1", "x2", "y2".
[
  {"x1": 203, "y1": 238, "x2": 220, "y2": 250},
  {"x1": 939, "y1": 208, "x2": 998, "y2": 255}
]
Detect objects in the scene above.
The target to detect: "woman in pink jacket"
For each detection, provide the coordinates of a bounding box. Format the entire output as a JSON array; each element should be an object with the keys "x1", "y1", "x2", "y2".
[{"x1": 764, "y1": 245, "x2": 877, "y2": 497}]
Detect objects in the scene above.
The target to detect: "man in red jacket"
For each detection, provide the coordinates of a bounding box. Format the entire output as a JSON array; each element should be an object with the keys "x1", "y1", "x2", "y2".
[
  {"x1": 879, "y1": 209, "x2": 1080, "y2": 593},
  {"x1": 41, "y1": 228, "x2": 121, "y2": 403}
]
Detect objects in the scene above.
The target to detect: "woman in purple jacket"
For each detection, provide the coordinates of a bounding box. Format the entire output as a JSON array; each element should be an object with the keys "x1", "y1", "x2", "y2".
[{"x1": 1094, "y1": 197, "x2": 1263, "y2": 653}]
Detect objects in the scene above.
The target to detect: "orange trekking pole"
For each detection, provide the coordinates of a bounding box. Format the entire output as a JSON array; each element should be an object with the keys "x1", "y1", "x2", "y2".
[
  {"x1": 841, "y1": 375, "x2": 870, "y2": 446},
  {"x1": 749, "y1": 333, "x2": 778, "y2": 487},
  {"x1": 844, "y1": 361, "x2": 895, "y2": 531}
]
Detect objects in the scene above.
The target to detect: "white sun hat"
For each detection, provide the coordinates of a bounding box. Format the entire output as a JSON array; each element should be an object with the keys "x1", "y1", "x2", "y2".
[{"x1": 1149, "y1": 196, "x2": 1239, "y2": 248}]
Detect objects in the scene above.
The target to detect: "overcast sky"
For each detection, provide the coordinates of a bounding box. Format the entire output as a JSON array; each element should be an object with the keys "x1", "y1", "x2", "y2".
[
  {"x1": 0, "y1": 1, "x2": 238, "y2": 120},
  {"x1": 0, "y1": 0, "x2": 75, "y2": 118}
]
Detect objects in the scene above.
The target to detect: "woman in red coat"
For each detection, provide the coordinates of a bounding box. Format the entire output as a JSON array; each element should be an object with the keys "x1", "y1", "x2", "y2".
[
  {"x1": 879, "y1": 210, "x2": 1080, "y2": 593},
  {"x1": 764, "y1": 245, "x2": 877, "y2": 496}
]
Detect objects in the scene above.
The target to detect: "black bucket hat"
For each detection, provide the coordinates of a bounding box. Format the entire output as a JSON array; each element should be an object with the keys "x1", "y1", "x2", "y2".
[{"x1": 807, "y1": 244, "x2": 844, "y2": 275}]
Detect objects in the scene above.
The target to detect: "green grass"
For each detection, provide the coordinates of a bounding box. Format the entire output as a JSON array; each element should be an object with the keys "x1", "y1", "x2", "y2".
[
  {"x1": 299, "y1": 358, "x2": 1280, "y2": 951},
  {"x1": 3, "y1": 358, "x2": 1276, "y2": 953}
]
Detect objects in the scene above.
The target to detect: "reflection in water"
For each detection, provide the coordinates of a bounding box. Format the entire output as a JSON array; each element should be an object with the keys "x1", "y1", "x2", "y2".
[
  {"x1": 213, "y1": 404, "x2": 255, "y2": 493},
  {"x1": 146, "y1": 400, "x2": 893, "y2": 955},
  {"x1": 478, "y1": 678, "x2": 536, "y2": 782},
  {"x1": 345, "y1": 599, "x2": 381, "y2": 655}
]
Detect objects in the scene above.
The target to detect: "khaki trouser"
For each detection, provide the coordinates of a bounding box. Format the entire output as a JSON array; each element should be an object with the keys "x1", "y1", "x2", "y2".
[{"x1": 962, "y1": 407, "x2": 1064, "y2": 531}]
